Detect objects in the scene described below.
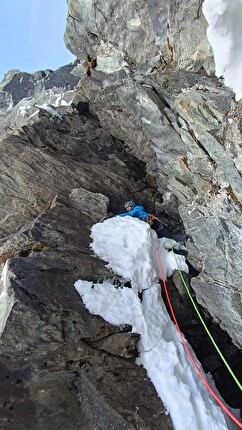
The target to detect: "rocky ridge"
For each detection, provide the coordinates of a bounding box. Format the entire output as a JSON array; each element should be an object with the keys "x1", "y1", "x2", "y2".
[{"x1": 65, "y1": 0, "x2": 242, "y2": 349}]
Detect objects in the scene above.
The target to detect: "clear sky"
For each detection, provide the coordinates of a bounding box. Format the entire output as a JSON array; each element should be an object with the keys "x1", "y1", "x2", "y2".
[{"x1": 0, "y1": 0, "x2": 76, "y2": 82}]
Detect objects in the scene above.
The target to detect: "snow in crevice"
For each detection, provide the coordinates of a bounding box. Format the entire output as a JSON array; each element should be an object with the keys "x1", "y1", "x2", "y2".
[
  {"x1": 15, "y1": 89, "x2": 75, "y2": 119},
  {"x1": 35, "y1": 104, "x2": 63, "y2": 120},
  {"x1": 0, "y1": 261, "x2": 15, "y2": 337},
  {"x1": 74, "y1": 217, "x2": 234, "y2": 430}
]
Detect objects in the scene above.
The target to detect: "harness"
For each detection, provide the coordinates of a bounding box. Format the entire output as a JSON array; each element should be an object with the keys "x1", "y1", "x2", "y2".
[{"x1": 142, "y1": 215, "x2": 159, "y2": 226}]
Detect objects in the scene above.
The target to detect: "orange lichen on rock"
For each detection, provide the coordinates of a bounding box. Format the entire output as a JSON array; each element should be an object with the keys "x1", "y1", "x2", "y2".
[
  {"x1": 180, "y1": 155, "x2": 190, "y2": 171},
  {"x1": 86, "y1": 54, "x2": 97, "y2": 77},
  {"x1": 0, "y1": 252, "x2": 15, "y2": 264},
  {"x1": 188, "y1": 129, "x2": 198, "y2": 142}
]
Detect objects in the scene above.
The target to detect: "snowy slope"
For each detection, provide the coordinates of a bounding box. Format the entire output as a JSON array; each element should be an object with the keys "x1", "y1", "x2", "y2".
[{"x1": 75, "y1": 217, "x2": 236, "y2": 430}]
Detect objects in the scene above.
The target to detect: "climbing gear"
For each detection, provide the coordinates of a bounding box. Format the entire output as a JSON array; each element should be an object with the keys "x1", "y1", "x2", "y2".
[
  {"x1": 124, "y1": 200, "x2": 136, "y2": 209},
  {"x1": 169, "y1": 243, "x2": 242, "y2": 391},
  {"x1": 143, "y1": 215, "x2": 162, "y2": 235},
  {"x1": 157, "y1": 250, "x2": 242, "y2": 429},
  {"x1": 142, "y1": 214, "x2": 159, "y2": 226}
]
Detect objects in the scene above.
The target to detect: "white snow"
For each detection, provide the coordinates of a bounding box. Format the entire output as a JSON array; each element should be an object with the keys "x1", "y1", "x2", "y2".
[
  {"x1": 15, "y1": 90, "x2": 74, "y2": 119},
  {"x1": 52, "y1": 91, "x2": 74, "y2": 107},
  {"x1": 28, "y1": 110, "x2": 39, "y2": 120},
  {"x1": 74, "y1": 217, "x2": 238, "y2": 430},
  {"x1": 203, "y1": 0, "x2": 242, "y2": 100},
  {"x1": 35, "y1": 103, "x2": 63, "y2": 120},
  {"x1": 0, "y1": 261, "x2": 15, "y2": 337},
  {"x1": 17, "y1": 104, "x2": 31, "y2": 116}
]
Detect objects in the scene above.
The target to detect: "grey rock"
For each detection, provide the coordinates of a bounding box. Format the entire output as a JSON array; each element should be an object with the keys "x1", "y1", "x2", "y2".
[
  {"x1": 0, "y1": 106, "x2": 154, "y2": 239},
  {"x1": 0, "y1": 63, "x2": 79, "y2": 139},
  {"x1": 0, "y1": 67, "x2": 169, "y2": 428},
  {"x1": 64, "y1": 0, "x2": 214, "y2": 76},
  {"x1": 76, "y1": 365, "x2": 170, "y2": 430},
  {"x1": 64, "y1": 0, "x2": 242, "y2": 372},
  {"x1": 172, "y1": 270, "x2": 190, "y2": 297},
  {"x1": 0, "y1": 90, "x2": 13, "y2": 115},
  {"x1": 89, "y1": 332, "x2": 140, "y2": 358},
  {"x1": 1, "y1": 0, "x2": 242, "y2": 427},
  {"x1": 0, "y1": 64, "x2": 79, "y2": 107},
  {"x1": 68, "y1": 188, "x2": 109, "y2": 221},
  {"x1": 0, "y1": 193, "x2": 172, "y2": 429}
]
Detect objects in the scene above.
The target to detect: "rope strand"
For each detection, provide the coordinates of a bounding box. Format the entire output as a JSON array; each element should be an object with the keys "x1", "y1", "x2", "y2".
[
  {"x1": 157, "y1": 251, "x2": 242, "y2": 429},
  {"x1": 170, "y1": 244, "x2": 242, "y2": 391}
]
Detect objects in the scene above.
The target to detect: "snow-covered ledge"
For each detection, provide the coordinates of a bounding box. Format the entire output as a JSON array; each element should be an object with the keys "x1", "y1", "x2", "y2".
[
  {"x1": 0, "y1": 261, "x2": 14, "y2": 337},
  {"x1": 74, "y1": 218, "x2": 230, "y2": 430}
]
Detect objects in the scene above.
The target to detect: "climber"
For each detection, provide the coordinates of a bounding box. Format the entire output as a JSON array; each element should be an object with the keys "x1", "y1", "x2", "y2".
[
  {"x1": 117, "y1": 200, "x2": 188, "y2": 244},
  {"x1": 117, "y1": 200, "x2": 165, "y2": 238}
]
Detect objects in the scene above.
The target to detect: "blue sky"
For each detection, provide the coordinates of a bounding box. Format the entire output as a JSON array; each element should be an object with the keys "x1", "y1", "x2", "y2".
[{"x1": 0, "y1": 0, "x2": 76, "y2": 82}]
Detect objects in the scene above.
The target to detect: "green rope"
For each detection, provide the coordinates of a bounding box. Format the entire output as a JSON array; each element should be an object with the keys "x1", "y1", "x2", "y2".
[{"x1": 170, "y1": 243, "x2": 242, "y2": 391}]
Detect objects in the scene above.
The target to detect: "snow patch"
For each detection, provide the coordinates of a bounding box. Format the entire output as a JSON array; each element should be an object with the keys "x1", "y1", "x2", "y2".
[
  {"x1": 35, "y1": 103, "x2": 63, "y2": 120},
  {"x1": 203, "y1": 0, "x2": 242, "y2": 100},
  {"x1": 74, "y1": 217, "x2": 230, "y2": 430},
  {"x1": 17, "y1": 104, "x2": 31, "y2": 116},
  {"x1": 0, "y1": 261, "x2": 14, "y2": 337}
]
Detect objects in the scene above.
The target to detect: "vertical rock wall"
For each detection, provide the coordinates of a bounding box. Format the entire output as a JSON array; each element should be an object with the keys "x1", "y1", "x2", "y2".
[
  {"x1": 0, "y1": 64, "x2": 172, "y2": 429},
  {"x1": 64, "y1": 0, "x2": 242, "y2": 348}
]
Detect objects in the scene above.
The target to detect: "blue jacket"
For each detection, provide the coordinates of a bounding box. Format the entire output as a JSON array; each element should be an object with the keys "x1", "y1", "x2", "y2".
[{"x1": 117, "y1": 205, "x2": 149, "y2": 220}]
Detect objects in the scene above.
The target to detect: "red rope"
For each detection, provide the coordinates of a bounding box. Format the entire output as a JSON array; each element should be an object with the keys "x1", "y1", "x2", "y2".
[{"x1": 157, "y1": 252, "x2": 242, "y2": 429}]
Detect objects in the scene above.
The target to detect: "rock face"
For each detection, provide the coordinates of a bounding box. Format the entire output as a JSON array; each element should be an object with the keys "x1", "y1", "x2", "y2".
[
  {"x1": 0, "y1": 64, "x2": 79, "y2": 138},
  {"x1": 0, "y1": 197, "x2": 169, "y2": 430},
  {"x1": 0, "y1": 64, "x2": 170, "y2": 428},
  {"x1": 64, "y1": 0, "x2": 242, "y2": 350},
  {"x1": 64, "y1": 0, "x2": 214, "y2": 75},
  {"x1": 1, "y1": 0, "x2": 242, "y2": 428}
]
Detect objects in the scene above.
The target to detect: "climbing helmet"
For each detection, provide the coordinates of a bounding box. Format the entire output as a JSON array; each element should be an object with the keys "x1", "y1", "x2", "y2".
[{"x1": 124, "y1": 200, "x2": 135, "y2": 209}]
